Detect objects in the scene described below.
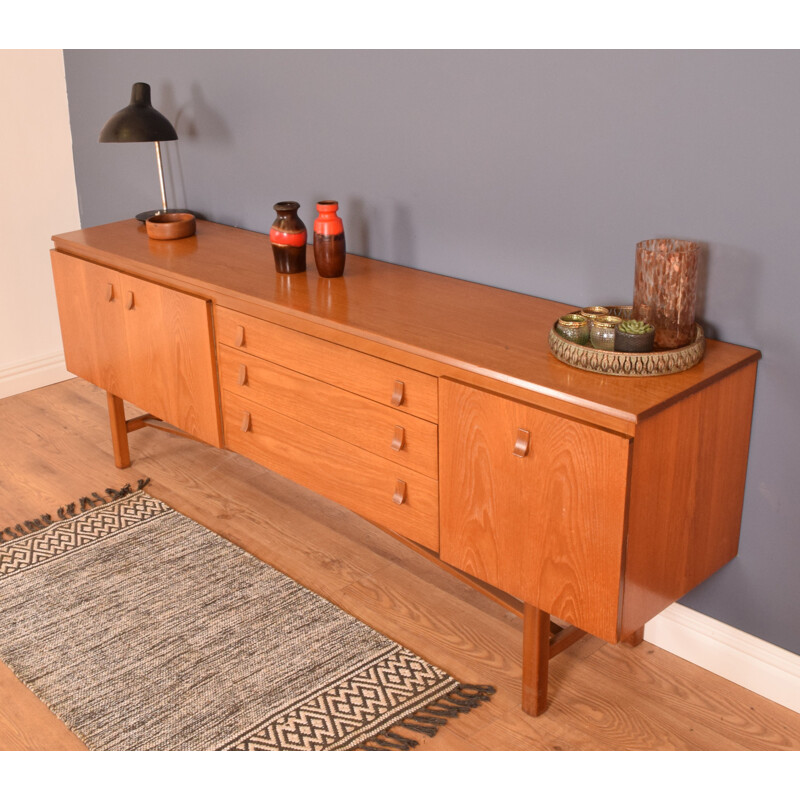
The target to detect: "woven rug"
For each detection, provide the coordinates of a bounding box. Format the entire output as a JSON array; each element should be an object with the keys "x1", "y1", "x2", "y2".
[{"x1": 0, "y1": 480, "x2": 493, "y2": 751}]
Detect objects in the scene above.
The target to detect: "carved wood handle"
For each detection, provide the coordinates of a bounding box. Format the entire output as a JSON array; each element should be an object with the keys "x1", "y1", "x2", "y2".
[
  {"x1": 234, "y1": 325, "x2": 245, "y2": 348},
  {"x1": 106, "y1": 283, "x2": 114, "y2": 302},
  {"x1": 513, "y1": 429, "x2": 531, "y2": 458},
  {"x1": 240, "y1": 411, "x2": 251, "y2": 432},
  {"x1": 238, "y1": 364, "x2": 247, "y2": 386},
  {"x1": 393, "y1": 479, "x2": 407, "y2": 505},
  {"x1": 124, "y1": 291, "x2": 134, "y2": 310},
  {"x1": 391, "y1": 380, "x2": 405, "y2": 407},
  {"x1": 391, "y1": 425, "x2": 405, "y2": 452}
]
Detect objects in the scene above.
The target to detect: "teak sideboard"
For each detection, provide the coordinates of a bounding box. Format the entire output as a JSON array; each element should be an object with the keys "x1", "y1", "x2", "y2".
[{"x1": 50, "y1": 220, "x2": 760, "y2": 716}]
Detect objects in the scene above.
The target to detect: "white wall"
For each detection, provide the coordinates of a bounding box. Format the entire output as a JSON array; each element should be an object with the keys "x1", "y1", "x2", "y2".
[{"x1": 0, "y1": 50, "x2": 80, "y2": 398}]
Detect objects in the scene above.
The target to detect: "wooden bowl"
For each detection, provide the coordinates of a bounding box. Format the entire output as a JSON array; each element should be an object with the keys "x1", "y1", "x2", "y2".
[{"x1": 146, "y1": 213, "x2": 196, "y2": 240}]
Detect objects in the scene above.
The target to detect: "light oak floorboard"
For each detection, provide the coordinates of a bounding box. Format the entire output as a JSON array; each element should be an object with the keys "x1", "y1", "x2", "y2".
[{"x1": 1, "y1": 379, "x2": 798, "y2": 751}]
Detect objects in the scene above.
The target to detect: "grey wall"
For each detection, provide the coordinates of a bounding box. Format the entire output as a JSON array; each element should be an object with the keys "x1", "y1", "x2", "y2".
[{"x1": 63, "y1": 50, "x2": 800, "y2": 655}]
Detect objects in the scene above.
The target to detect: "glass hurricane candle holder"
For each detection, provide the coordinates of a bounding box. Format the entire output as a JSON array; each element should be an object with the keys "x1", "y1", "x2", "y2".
[
  {"x1": 579, "y1": 306, "x2": 609, "y2": 321},
  {"x1": 556, "y1": 314, "x2": 590, "y2": 345},
  {"x1": 633, "y1": 238, "x2": 699, "y2": 349},
  {"x1": 590, "y1": 315, "x2": 622, "y2": 350}
]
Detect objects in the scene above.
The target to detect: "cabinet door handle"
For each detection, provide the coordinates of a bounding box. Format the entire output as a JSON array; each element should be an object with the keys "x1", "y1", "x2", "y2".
[
  {"x1": 106, "y1": 283, "x2": 114, "y2": 302},
  {"x1": 124, "y1": 291, "x2": 134, "y2": 310},
  {"x1": 393, "y1": 479, "x2": 407, "y2": 505},
  {"x1": 391, "y1": 380, "x2": 405, "y2": 407},
  {"x1": 513, "y1": 428, "x2": 531, "y2": 458},
  {"x1": 234, "y1": 325, "x2": 245, "y2": 348},
  {"x1": 391, "y1": 425, "x2": 405, "y2": 452},
  {"x1": 240, "y1": 411, "x2": 251, "y2": 432},
  {"x1": 237, "y1": 364, "x2": 248, "y2": 386}
]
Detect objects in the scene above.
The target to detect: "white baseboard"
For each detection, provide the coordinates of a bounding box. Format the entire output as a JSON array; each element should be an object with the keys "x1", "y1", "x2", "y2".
[
  {"x1": 0, "y1": 352, "x2": 73, "y2": 400},
  {"x1": 644, "y1": 603, "x2": 800, "y2": 714}
]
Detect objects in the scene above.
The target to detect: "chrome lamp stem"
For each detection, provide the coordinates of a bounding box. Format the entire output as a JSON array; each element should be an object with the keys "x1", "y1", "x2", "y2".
[{"x1": 154, "y1": 141, "x2": 168, "y2": 213}]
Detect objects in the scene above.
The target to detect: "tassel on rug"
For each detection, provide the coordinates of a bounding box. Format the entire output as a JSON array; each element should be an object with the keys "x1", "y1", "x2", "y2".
[
  {"x1": 1, "y1": 478, "x2": 151, "y2": 542},
  {"x1": 356, "y1": 684, "x2": 496, "y2": 750}
]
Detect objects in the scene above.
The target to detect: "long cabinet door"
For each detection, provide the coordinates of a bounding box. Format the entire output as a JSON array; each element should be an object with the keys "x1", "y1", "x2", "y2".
[
  {"x1": 439, "y1": 379, "x2": 631, "y2": 642},
  {"x1": 51, "y1": 251, "x2": 222, "y2": 447},
  {"x1": 118, "y1": 271, "x2": 221, "y2": 446},
  {"x1": 51, "y1": 251, "x2": 130, "y2": 397}
]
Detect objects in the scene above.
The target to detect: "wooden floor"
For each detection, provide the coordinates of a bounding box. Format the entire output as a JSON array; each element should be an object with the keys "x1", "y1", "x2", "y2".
[{"x1": 1, "y1": 378, "x2": 799, "y2": 752}]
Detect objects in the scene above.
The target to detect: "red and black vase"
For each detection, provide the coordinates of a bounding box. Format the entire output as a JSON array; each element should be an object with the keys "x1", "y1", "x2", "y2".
[
  {"x1": 270, "y1": 201, "x2": 307, "y2": 274},
  {"x1": 312, "y1": 201, "x2": 346, "y2": 278}
]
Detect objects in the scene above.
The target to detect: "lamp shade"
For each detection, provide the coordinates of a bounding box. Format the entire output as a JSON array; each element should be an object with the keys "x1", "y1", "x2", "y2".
[{"x1": 99, "y1": 82, "x2": 178, "y2": 143}]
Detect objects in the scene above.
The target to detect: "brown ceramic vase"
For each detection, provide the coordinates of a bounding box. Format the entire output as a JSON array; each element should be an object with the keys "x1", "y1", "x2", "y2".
[{"x1": 270, "y1": 201, "x2": 307, "y2": 274}]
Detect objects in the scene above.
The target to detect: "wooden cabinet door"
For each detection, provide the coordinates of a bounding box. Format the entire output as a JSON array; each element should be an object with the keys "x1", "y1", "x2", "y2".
[
  {"x1": 118, "y1": 272, "x2": 221, "y2": 447},
  {"x1": 51, "y1": 251, "x2": 221, "y2": 448},
  {"x1": 439, "y1": 379, "x2": 631, "y2": 641},
  {"x1": 51, "y1": 251, "x2": 130, "y2": 397}
]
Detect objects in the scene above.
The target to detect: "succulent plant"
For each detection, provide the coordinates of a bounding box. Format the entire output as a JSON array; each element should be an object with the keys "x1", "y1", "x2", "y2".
[{"x1": 618, "y1": 319, "x2": 654, "y2": 335}]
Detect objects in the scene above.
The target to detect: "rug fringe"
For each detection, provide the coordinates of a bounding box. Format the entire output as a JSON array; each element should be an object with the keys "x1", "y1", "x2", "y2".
[
  {"x1": 354, "y1": 683, "x2": 496, "y2": 751},
  {"x1": 1, "y1": 478, "x2": 151, "y2": 542}
]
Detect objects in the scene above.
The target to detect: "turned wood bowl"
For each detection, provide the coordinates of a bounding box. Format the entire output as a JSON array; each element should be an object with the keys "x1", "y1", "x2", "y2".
[{"x1": 146, "y1": 213, "x2": 196, "y2": 240}]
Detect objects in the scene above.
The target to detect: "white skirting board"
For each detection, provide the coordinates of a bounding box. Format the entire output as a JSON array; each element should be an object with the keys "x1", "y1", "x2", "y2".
[
  {"x1": 0, "y1": 352, "x2": 73, "y2": 400},
  {"x1": 645, "y1": 603, "x2": 800, "y2": 714}
]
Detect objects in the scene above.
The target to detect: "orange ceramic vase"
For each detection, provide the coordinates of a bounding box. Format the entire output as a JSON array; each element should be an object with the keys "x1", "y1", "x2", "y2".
[{"x1": 313, "y1": 201, "x2": 346, "y2": 278}]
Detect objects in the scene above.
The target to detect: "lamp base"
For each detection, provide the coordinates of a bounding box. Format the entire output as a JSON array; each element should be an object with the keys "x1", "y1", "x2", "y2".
[{"x1": 136, "y1": 208, "x2": 195, "y2": 222}]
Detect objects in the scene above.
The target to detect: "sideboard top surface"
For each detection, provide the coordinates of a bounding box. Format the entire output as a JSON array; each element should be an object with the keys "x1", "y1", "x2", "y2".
[{"x1": 52, "y1": 219, "x2": 760, "y2": 425}]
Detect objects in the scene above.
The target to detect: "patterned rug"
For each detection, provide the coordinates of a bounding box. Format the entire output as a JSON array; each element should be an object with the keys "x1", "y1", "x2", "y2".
[{"x1": 0, "y1": 481, "x2": 493, "y2": 751}]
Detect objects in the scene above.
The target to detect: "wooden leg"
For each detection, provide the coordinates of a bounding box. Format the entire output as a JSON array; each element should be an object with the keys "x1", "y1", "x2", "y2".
[
  {"x1": 522, "y1": 603, "x2": 550, "y2": 716},
  {"x1": 107, "y1": 392, "x2": 131, "y2": 469},
  {"x1": 622, "y1": 626, "x2": 645, "y2": 647}
]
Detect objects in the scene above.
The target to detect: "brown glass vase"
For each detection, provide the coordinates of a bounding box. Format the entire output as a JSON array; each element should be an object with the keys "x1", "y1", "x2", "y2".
[
  {"x1": 633, "y1": 238, "x2": 699, "y2": 349},
  {"x1": 270, "y1": 201, "x2": 307, "y2": 274},
  {"x1": 312, "y1": 201, "x2": 346, "y2": 278}
]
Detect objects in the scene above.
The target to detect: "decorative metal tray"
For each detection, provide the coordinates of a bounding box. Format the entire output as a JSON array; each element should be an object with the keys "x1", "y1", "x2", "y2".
[{"x1": 548, "y1": 306, "x2": 705, "y2": 377}]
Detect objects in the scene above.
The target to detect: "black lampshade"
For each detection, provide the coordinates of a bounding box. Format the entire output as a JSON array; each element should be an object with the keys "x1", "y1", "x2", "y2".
[{"x1": 99, "y1": 82, "x2": 178, "y2": 143}]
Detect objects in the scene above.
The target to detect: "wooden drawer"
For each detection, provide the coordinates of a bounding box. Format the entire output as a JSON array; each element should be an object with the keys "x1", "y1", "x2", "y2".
[
  {"x1": 215, "y1": 306, "x2": 438, "y2": 422},
  {"x1": 223, "y1": 391, "x2": 439, "y2": 550},
  {"x1": 219, "y1": 345, "x2": 438, "y2": 479}
]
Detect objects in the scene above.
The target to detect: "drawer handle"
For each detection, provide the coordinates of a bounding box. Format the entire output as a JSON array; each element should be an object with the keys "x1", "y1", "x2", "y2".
[
  {"x1": 106, "y1": 283, "x2": 114, "y2": 302},
  {"x1": 234, "y1": 325, "x2": 246, "y2": 348},
  {"x1": 393, "y1": 479, "x2": 407, "y2": 505},
  {"x1": 513, "y1": 428, "x2": 531, "y2": 458},
  {"x1": 240, "y1": 411, "x2": 251, "y2": 432},
  {"x1": 124, "y1": 291, "x2": 134, "y2": 311},
  {"x1": 391, "y1": 425, "x2": 405, "y2": 452},
  {"x1": 391, "y1": 380, "x2": 405, "y2": 407},
  {"x1": 238, "y1": 364, "x2": 248, "y2": 386}
]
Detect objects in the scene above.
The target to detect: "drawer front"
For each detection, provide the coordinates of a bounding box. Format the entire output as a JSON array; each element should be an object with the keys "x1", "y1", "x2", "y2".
[
  {"x1": 219, "y1": 346, "x2": 438, "y2": 479},
  {"x1": 223, "y1": 391, "x2": 439, "y2": 551},
  {"x1": 215, "y1": 306, "x2": 438, "y2": 422}
]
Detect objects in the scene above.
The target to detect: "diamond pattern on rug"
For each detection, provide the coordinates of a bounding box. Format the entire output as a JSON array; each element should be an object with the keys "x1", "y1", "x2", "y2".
[
  {"x1": 224, "y1": 647, "x2": 457, "y2": 751},
  {"x1": 0, "y1": 494, "x2": 167, "y2": 579}
]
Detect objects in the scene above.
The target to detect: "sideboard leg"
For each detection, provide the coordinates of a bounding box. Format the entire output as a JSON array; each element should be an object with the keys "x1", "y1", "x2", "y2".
[
  {"x1": 522, "y1": 603, "x2": 550, "y2": 716},
  {"x1": 107, "y1": 392, "x2": 131, "y2": 469},
  {"x1": 622, "y1": 626, "x2": 645, "y2": 647}
]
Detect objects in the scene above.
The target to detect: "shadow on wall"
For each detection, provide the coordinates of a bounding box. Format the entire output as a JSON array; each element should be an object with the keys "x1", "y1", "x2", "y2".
[
  {"x1": 158, "y1": 82, "x2": 233, "y2": 221},
  {"x1": 700, "y1": 243, "x2": 762, "y2": 344},
  {"x1": 345, "y1": 198, "x2": 417, "y2": 269}
]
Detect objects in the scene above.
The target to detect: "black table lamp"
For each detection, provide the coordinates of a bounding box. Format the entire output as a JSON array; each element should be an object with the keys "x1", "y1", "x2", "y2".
[{"x1": 99, "y1": 82, "x2": 190, "y2": 221}]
